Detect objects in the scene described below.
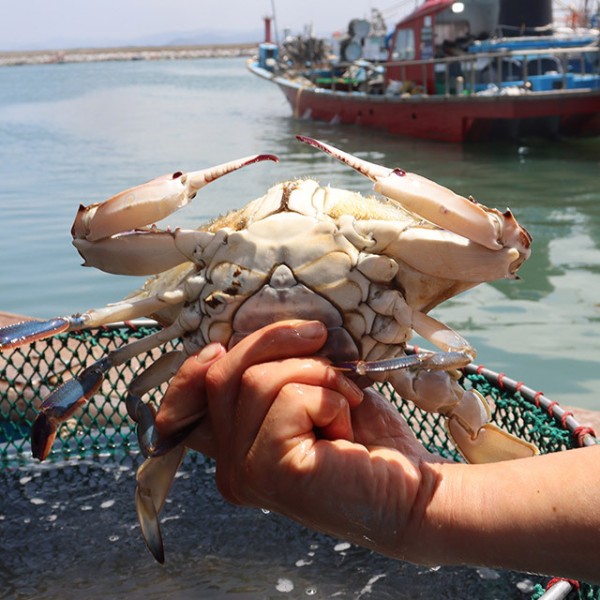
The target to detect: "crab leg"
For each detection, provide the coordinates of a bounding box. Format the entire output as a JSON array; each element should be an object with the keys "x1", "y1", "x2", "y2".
[
  {"x1": 335, "y1": 306, "x2": 536, "y2": 463},
  {"x1": 359, "y1": 224, "x2": 527, "y2": 282},
  {"x1": 0, "y1": 288, "x2": 187, "y2": 354},
  {"x1": 0, "y1": 317, "x2": 71, "y2": 351},
  {"x1": 30, "y1": 321, "x2": 186, "y2": 460},
  {"x1": 136, "y1": 443, "x2": 187, "y2": 564},
  {"x1": 31, "y1": 356, "x2": 110, "y2": 459},
  {"x1": 404, "y1": 310, "x2": 537, "y2": 461},
  {"x1": 364, "y1": 359, "x2": 538, "y2": 463},
  {"x1": 73, "y1": 229, "x2": 224, "y2": 277},
  {"x1": 445, "y1": 389, "x2": 538, "y2": 463},
  {"x1": 411, "y1": 310, "x2": 474, "y2": 359},
  {"x1": 335, "y1": 351, "x2": 447, "y2": 375},
  {"x1": 297, "y1": 135, "x2": 531, "y2": 263},
  {"x1": 125, "y1": 350, "x2": 190, "y2": 457},
  {"x1": 73, "y1": 230, "x2": 196, "y2": 276}
]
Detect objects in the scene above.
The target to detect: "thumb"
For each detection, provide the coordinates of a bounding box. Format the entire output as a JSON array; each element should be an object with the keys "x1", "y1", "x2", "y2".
[{"x1": 155, "y1": 342, "x2": 226, "y2": 436}]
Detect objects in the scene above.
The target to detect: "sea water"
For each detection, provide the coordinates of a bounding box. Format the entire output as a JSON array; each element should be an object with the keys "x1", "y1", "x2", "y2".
[{"x1": 1, "y1": 57, "x2": 599, "y2": 410}]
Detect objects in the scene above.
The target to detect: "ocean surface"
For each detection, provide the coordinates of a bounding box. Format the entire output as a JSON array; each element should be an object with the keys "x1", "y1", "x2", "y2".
[
  {"x1": 0, "y1": 56, "x2": 599, "y2": 599},
  {"x1": 1, "y1": 56, "x2": 599, "y2": 410}
]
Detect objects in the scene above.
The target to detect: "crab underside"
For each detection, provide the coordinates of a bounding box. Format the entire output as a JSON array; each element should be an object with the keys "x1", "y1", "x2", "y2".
[{"x1": 0, "y1": 136, "x2": 537, "y2": 563}]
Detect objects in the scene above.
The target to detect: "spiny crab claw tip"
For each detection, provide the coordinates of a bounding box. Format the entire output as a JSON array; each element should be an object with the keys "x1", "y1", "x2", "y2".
[
  {"x1": 253, "y1": 153, "x2": 279, "y2": 164},
  {"x1": 296, "y1": 134, "x2": 319, "y2": 147},
  {"x1": 296, "y1": 135, "x2": 342, "y2": 159}
]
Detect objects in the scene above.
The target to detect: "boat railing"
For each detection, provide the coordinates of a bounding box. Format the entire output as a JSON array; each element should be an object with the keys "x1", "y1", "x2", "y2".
[{"x1": 309, "y1": 43, "x2": 600, "y2": 97}]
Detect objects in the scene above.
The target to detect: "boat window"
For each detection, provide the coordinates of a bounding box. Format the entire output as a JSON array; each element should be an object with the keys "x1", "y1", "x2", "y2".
[{"x1": 392, "y1": 28, "x2": 415, "y2": 60}]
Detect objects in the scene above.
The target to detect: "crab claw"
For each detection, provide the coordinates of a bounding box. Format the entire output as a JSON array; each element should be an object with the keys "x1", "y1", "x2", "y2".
[
  {"x1": 31, "y1": 357, "x2": 109, "y2": 460},
  {"x1": 71, "y1": 153, "x2": 279, "y2": 242},
  {"x1": 296, "y1": 136, "x2": 531, "y2": 270}
]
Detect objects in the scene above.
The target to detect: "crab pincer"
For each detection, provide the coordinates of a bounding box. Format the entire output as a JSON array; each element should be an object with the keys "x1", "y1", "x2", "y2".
[
  {"x1": 297, "y1": 134, "x2": 531, "y2": 277},
  {"x1": 72, "y1": 153, "x2": 279, "y2": 276}
]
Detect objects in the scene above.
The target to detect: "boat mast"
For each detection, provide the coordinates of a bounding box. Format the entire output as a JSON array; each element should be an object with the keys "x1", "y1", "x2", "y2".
[{"x1": 270, "y1": 0, "x2": 279, "y2": 45}]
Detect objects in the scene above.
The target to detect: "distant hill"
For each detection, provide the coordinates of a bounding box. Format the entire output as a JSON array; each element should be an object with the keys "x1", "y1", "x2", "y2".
[
  {"x1": 136, "y1": 28, "x2": 264, "y2": 47},
  {"x1": 3, "y1": 27, "x2": 264, "y2": 52}
]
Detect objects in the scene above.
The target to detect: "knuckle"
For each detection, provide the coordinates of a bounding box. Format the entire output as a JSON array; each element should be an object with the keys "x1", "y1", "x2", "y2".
[
  {"x1": 240, "y1": 364, "x2": 269, "y2": 393},
  {"x1": 204, "y1": 360, "x2": 226, "y2": 394}
]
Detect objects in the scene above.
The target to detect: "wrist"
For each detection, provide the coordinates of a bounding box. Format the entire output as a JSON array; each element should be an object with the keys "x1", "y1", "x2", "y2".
[{"x1": 390, "y1": 458, "x2": 453, "y2": 566}]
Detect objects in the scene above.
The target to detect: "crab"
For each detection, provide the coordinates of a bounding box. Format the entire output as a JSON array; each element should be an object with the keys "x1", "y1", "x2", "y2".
[{"x1": 0, "y1": 136, "x2": 538, "y2": 563}]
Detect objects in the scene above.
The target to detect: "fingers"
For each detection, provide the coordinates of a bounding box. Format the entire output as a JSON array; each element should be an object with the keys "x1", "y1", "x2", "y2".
[
  {"x1": 157, "y1": 320, "x2": 330, "y2": 455},
  {"x1": 155, "y1": 342, "x2": 226, "y2": 437},
  {"x1": 205, "y1": 320, "x2": 329, "y2": 453},
  {"x1": 217, "y1": 381, "x2": 357, "y2": 506},
  {"x1": 230, "y1": 357, "x2": 363, "y2": 456}
]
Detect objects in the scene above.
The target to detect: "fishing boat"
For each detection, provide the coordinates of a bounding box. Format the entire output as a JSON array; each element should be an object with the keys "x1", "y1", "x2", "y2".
[{"x1": 248, "y1": 0, "x2": 600, "y2": 142}]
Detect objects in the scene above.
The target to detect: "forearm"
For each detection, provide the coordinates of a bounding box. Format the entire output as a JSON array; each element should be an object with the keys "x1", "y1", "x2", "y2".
[{"x1": 412, "y1": 445, "x2": 600, "y2": 583}]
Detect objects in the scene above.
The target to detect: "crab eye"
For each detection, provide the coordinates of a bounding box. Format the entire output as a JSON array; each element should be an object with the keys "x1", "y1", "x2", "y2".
[
  {"x1": 392, "y1": 168, "x2": 406, "y2": 177},
  {"x1": 172, "y1": 171, "x2": 183, "y2": 179}
]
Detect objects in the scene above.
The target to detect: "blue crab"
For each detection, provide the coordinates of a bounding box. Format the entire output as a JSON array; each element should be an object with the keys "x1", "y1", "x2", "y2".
[{"x1": 0, "y1": 136, "x2": 537, "y2": 562}]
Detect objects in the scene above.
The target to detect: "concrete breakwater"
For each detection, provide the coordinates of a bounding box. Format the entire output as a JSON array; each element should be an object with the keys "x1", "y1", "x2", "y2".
[{"x1": 0, "y1": 43, "x2": 256, "y2": 67}]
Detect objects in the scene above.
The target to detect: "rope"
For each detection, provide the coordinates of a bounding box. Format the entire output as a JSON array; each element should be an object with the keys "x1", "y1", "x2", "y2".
[{"x1": 546, "y1": 577, "x2": 580, "y2": 591}]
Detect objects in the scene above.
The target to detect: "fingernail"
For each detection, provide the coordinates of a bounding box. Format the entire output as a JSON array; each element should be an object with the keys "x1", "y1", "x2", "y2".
[
  {"x1": 339, "y1": 374, "x2": 364, "y2": 404},
  {"x1": 294, "y1": 320, "x2": 326, "y2": 339},
  {"x1": 195, "y1": 342, "x2": 223, "y2": 363}
]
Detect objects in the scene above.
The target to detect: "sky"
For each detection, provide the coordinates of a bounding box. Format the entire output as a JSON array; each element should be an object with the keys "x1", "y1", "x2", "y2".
[{"x1": 0, "y1": 0, "x2": 415, "y2": 51}]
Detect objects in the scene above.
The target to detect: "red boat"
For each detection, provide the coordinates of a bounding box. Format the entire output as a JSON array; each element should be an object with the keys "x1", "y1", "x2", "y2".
[{"x1": 248, "y1": 0, "x2": 600, "y2": 142}]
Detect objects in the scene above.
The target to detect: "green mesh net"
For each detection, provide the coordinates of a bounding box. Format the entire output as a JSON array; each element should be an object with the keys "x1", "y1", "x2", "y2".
[
  {"x1": 1, "y1": 322, "x2": 594, "y2": 460},
  {"x1": 0, "y1": 323, "x2": 598, "y2": 599}
]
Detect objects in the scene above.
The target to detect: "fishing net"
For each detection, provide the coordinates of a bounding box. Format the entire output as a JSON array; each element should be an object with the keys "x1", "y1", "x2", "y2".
[{"x1": 0, "y1": 322, "x2": 598, "y2": 599}]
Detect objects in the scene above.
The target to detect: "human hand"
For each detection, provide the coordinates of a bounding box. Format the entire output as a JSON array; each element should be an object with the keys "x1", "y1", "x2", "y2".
[
  {"x1": 155, "y1": 320, "x2": 444, "y2": 559},
  {"x1": 155, "y1": 321, "x2": 600, "y2": 584}
]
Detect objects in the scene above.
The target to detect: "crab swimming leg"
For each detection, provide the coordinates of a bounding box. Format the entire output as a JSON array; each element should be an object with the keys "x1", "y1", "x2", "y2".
[
  {"x1": 367, "y1": 308, "x2": 537, "y2": 463},
  {"x1": 135, "y1": 443, "x2": 187, "y2": 564},
  {"x1": 338, "y1": 347, "x2": 537, "y2": 463}
]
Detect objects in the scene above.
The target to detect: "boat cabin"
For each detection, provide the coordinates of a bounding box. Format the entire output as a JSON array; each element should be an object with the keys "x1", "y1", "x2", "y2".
[{"x1": 386, "y1": 0, "x2": 599, "y2": 96}]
